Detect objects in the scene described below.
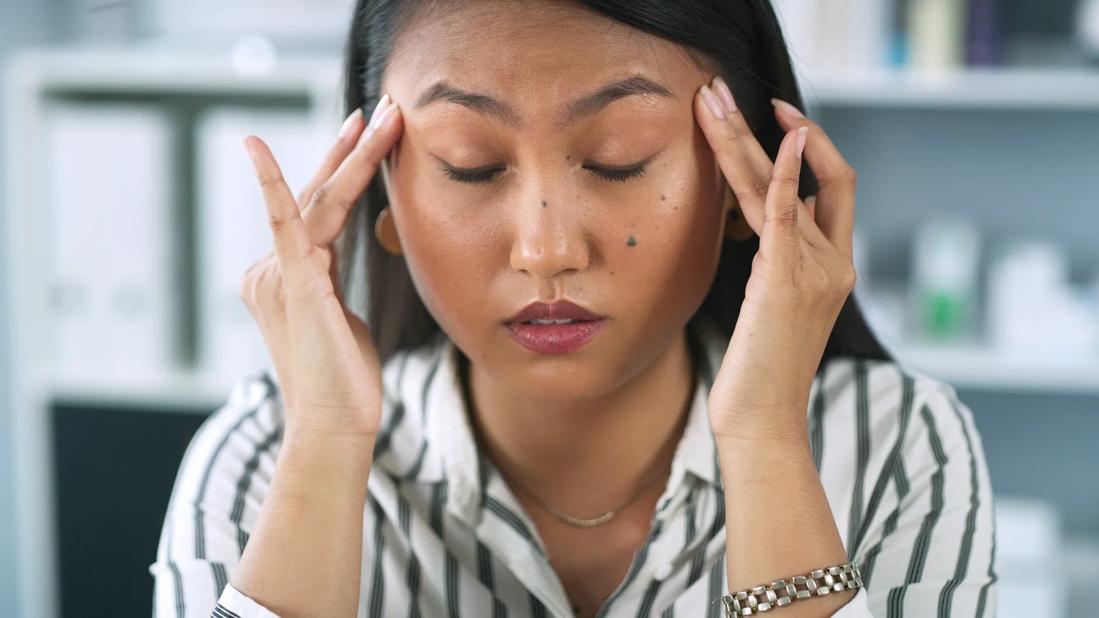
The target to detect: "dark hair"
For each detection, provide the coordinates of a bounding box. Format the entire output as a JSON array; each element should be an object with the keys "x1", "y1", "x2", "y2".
[{"x1": 337, "y1": 0, "x2": 894, "y2": 370}]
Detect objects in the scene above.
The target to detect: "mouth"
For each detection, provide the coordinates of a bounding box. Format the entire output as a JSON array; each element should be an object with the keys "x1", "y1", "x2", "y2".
[{"x1": 503, "y1": 300, "x2": 607, "y2": 354}]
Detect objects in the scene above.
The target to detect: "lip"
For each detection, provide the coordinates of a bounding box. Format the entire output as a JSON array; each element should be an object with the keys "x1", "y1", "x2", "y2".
[
  {"x1": 504, "y1": 300, "x2": 605, "y2": 324},
  {"x1": 503, "y1": 300, "x2": 607, "y2": 355}
]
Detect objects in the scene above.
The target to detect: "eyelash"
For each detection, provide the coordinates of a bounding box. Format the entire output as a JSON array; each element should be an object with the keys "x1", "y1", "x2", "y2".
[{"x1": 442, "y1": 163, "x2": 647, "y2": 185}]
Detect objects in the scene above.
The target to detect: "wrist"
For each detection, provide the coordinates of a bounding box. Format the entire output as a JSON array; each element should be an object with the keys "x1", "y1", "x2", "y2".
[
  {"x1": 709, "y1": 406, "x2": 810, "y2": 445},
  {"x1": 276, "y1": 430, "x2": 376, "y2": 496}
]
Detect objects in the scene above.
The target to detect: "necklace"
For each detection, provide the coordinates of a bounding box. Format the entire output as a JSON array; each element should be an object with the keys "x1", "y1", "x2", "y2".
[{"x1": 501, "y1": 466, "x2": 667, "y2": 528}]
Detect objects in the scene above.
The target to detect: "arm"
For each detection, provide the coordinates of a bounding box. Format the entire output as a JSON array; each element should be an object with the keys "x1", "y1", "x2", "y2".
[
  {"x1": 228, "y1": 431, "x2": 375, "y2": 617},
  {"x1": 716, "y1": 428, "x2": 859, "y2": 617}
]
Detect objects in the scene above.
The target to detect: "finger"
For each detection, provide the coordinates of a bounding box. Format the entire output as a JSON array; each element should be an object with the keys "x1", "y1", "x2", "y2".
[
  {"x1": 303, "y1": 95, "x2": 403, "y2": 246},
  {"x1": 296, "y1": 107, "x2": 366, "y2": 208},
  {"x1": 760, "y1": 127, "x2": 806, "y2": 272},
  {"x1": 243, "y1": 136, "x2": 315, "y2": 273},
  {"x1": 696, "y1": 80, "x2": 828, "y2": 251},
  {"x1": 694, "y1": 77, "x2": 775, "y2": 237},
  {"x1": 805, "y1": 195, "x2": 817, "y2": 220},
  {"x1": 771, "y1": 99, "x2": 857, "y2": 262}
]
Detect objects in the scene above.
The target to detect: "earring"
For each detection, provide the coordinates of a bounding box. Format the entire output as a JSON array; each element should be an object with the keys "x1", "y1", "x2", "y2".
[
  {"x1": 374, "y1": 206, "x2": 403, "y2": 256},
  {"x1": 723, "y1": 186, "x2": 755, "y2": 241}
]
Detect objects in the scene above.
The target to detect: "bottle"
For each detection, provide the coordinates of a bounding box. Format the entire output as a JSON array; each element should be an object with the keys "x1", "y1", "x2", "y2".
[{"x1": 909, "y1": 217, "x2": 981, "y2": 343}]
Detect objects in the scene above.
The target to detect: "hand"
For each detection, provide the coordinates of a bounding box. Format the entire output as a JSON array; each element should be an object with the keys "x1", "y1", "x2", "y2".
[
  {"x1": 240, "y1": 95, "x2": 404, "y2": 440},
  {"x1": 694, "y1": 77, "x2": 858, "y2": 441}
]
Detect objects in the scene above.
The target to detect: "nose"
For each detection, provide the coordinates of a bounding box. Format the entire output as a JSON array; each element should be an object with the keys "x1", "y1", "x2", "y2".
[{"x1": 509, "y1": 197, "x2": 591, "y2": 280}]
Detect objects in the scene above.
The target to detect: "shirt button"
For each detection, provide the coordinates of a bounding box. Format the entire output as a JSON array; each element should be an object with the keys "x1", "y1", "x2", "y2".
[{"x1": 653, "y1": 562, "x2": 674, "y2": 581}]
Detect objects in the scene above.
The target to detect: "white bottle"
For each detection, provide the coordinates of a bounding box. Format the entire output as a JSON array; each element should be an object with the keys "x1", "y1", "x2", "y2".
[{"x1": 909, "y1": 217, "x2": 981, "y2": 343}]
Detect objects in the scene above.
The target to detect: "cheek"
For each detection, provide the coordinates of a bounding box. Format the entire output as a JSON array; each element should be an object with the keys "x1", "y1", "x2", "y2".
[
  {"x1": 609, "y1": 163, "x2": 724, "y2": 304},
  {"x1": 387, "y1": 167, "x2": 496, "y2": 332}
]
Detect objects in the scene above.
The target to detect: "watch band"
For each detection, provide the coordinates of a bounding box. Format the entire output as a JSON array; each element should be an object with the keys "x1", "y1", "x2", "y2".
[{"x1": 719, "y1": 561, "x2": 863, "y2": 616}]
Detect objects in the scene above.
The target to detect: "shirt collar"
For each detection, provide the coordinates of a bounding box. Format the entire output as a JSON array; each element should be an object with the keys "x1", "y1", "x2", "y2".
[{"x1": 414, "y1": 315, "x2": 730, "y2": 528}]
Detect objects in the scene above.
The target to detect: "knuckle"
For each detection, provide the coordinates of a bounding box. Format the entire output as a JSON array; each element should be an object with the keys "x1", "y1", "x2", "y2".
[
  {"x1": 841, "y1": 164, "x2": 859, "y2": 185},
  {"x1": 749, "y1": 177, "x2": 771, "y2": 200},
  {"x1": 258, "y1": 173, "x2": 285, "y2": 192},
  {"x1": 267, "y1": 209, "x2": 299, "y2": 234},
  {"x1": 842, "y1": 265, "x2": 858, "y2": 289},
  {"x1": 310, "y1": 183, "x2": 330, "y2": 207},
  {"x1": 724, "y1": 117, "x2": 751, "y2": 142},
  {"x1": 772, "y1": 174, "x2": 801, "y2": 191},
  {"x1": 765, "y1": 205, "x2": 799, "y2": 230}
]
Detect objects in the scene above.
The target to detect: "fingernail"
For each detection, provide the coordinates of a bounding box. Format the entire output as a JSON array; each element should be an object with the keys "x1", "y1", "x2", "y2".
[
  {"x1": 700, "y1": 85, "x2": 725, "y2": 120},
  {"x1": 368, "y1": 94, "x2": 392, "y2": 129},
  {"x1": 373, "y1": 101, "x2": 398, "y2": 130},
  {"x1": 795, "y1": 126, "x2": 809, "y2": 159},
  {"x1": 771, "y1": 98, "x2": 805, "y2": 119},
  {"x1": 338, "y1": 108, "x2": 364, "y2": 140},
  {"x1": 712, "y1": 77, "x2": 737, "y2": 113}
]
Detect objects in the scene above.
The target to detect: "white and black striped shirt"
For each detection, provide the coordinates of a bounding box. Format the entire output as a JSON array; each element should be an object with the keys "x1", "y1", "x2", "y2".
[{"x1": 150, "y1": 314, "x2": 998, "y2": 617}]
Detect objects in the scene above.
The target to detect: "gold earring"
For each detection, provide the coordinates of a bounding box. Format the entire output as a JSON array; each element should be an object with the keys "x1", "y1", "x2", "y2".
[
  {"x1": 374, "y1": 206, "x2": 403, "y2": 256},
  {"x1": 723, "y1": 186, "x2": 754, "y2": 241}
]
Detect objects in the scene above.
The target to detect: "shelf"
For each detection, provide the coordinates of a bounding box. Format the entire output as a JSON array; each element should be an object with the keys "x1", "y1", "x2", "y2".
[
  {"x1": 48, "y1": 369, "x2": 241, "y2": 413},
  {"x1": 892, "y1": 340, "x2": 1099, "y2": 396},
  {"x1": 800, "y1": 67, "x2": 1099, "y2": 110},
  {"x1": 7, "y1": 45, "x2": 342, "y2": 97}
]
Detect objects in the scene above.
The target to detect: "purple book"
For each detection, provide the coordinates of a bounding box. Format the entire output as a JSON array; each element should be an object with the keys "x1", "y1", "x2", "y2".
[{"x1": 967, "y1": 0, "x2": 1004, "y2": 65}]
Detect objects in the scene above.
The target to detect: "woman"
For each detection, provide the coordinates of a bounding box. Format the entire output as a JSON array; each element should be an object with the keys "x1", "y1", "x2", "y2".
[{"x1": 150, "y1": 1, "x2": 998, "y2": 616}]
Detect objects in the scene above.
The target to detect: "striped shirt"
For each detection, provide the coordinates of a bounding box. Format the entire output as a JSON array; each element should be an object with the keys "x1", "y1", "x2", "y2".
[{"x1": 150, "y1": 314, "x2": 998, "y2": 617}]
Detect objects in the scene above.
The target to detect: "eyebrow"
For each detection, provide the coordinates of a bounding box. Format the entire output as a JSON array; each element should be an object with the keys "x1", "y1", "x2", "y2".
[{"x1": 412, "y1": 75, "x2": 676, "y2": 128}]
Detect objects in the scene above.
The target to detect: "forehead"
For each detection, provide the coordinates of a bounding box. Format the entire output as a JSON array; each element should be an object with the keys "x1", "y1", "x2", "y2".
[{"x1": 383, "y1": 1, "x2": 710, "y2": 109}]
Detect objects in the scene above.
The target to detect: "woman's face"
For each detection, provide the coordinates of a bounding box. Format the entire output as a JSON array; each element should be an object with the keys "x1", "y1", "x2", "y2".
[{"x1": 380, "y1": 1, "x2": 729, "y2": 400}]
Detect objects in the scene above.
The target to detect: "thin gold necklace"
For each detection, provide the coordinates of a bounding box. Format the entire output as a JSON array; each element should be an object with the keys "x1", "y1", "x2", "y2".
[{"x1": 499, "y1": 465, "x2": 667, "y2": 528}]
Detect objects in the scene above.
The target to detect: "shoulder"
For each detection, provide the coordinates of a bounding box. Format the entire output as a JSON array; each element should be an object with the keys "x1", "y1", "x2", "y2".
[
  {"x1": 813, "y1": 354, "x2": 975, "y2": 435},
  {"x1": 809, "y1": 355, "x2": 993, "y2": 529},
  {"x1": 170, "y1": 370, "x2": 283, "y2": 502}
]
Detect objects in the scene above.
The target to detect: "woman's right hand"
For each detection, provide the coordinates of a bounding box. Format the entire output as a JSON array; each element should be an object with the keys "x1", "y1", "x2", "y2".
[{"x1": 239, "y1": 95, "x2": 403, "y2": 441}]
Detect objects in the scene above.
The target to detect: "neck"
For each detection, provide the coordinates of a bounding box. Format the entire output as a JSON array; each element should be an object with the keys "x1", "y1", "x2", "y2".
[{"x1": 460, "y1": 328, "x2": 697, "y2": 516}]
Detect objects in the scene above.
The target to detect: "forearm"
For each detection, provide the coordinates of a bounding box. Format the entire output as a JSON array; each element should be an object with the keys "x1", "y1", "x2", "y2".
[
  {"x1": 231, "y1": 431, "x2": 375, "y2": 617},
  {"x1": 716, "y1": 425, "x2": 855, "y2": 617}
]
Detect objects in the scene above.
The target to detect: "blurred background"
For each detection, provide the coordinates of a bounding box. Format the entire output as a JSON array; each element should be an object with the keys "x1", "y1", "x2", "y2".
[{"x1": 1, "y1": 0, "x2": 1097, "y2": 616}]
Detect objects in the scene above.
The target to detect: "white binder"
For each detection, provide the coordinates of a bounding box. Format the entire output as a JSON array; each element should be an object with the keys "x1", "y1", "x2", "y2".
[{"x1": 43, "y1": 103, "x2": 177, "y2": 382}]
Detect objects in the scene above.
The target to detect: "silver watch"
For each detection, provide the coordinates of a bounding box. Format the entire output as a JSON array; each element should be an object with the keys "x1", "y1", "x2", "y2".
[{"x1": 720, "y1": 561, "x2": 863, "y2": 616}]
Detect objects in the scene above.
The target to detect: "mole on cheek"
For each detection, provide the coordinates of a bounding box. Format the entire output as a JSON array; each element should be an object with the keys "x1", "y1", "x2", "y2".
[
  {"x1": 542, "y1": 200, "x2": 547, "y2": 208},
  {"x1": 626, "y1": 235, "x2": 638, "y2": 247}
]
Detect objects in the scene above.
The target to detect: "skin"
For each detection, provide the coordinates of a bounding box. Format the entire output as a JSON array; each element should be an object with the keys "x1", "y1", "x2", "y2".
[{"x1": 233, "y1": 1, "x2": 862, "y2": 616}]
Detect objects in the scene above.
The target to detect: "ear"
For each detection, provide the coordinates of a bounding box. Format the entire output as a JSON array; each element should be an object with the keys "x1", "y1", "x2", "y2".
[{"x1": 723, "y1": 183, "x2": 754, "y2": 241}]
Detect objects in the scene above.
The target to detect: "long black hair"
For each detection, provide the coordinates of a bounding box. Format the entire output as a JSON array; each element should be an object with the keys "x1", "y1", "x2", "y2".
[{"x1": 336, "y1": 0, "x2": 895, "y2": 370}]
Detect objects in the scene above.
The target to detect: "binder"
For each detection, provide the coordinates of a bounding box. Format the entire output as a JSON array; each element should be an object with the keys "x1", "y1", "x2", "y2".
[
  {"x1": 194, "y1": 108, "x2": 327, "y2": 384},
  {"x1": 43, "y1": 103, "x2": 177, "y2": 382}
]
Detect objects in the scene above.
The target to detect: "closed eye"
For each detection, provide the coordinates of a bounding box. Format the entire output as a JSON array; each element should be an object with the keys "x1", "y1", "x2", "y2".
[{"x1": 441, "y1": 161, "x2": 649, "y2": 185}]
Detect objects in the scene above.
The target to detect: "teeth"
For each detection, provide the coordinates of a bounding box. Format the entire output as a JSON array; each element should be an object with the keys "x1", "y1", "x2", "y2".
[{"x1": 527, "y1": 318, "x2": 577, "y2": 325}]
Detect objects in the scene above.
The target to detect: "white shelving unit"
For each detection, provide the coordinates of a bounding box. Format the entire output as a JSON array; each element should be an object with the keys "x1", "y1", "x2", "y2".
[{"x1": 3, "y1": 47, "x2": 342, "y2": 618}]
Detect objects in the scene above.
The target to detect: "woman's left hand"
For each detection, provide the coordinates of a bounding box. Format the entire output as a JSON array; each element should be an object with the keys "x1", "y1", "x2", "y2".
[{"x1": 694, "y1": 76, "x2": 859, "y2": 442}]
